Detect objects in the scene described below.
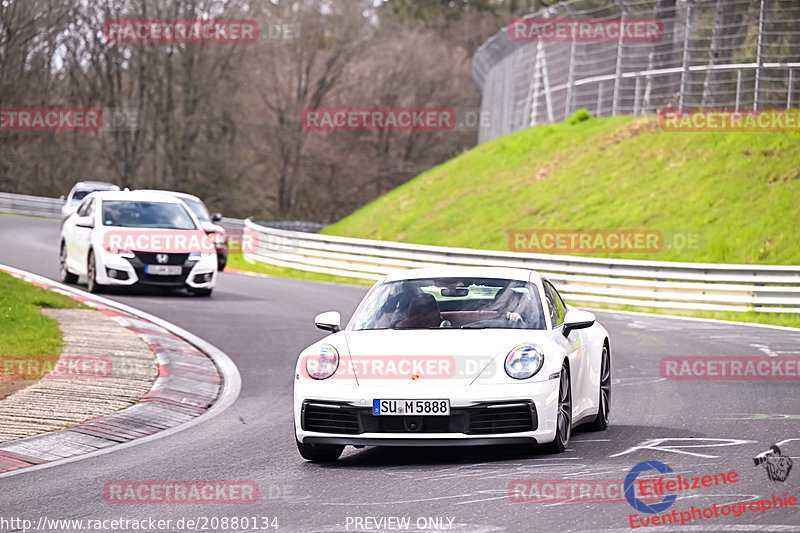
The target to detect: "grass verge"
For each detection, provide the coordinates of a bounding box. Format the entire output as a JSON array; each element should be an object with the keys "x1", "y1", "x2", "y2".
[
  {"x1": 0, "y1": 270, "x2": 85, "y2": 394},
  {"x1": 324, "y1": 114, "x2": 800, "y2": 265},
  {"x1": 0, "y1": 270, "x2": 84, "y2": 358}
]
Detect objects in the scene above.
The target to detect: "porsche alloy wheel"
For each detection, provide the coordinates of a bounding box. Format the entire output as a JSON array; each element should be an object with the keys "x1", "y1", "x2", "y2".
[
  {"x1": 545, "y1": 363, "x2": 572, "y2": 453},
  {"x1": 588, "y1": 344, "x2": 611, "y2": 431}
]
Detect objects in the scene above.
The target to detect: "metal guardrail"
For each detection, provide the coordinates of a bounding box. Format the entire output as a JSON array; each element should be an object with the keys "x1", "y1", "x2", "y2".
[
  {"x1": 0, "y1": 192, "x2": 64, "y2": 219},
  {"x1": 3, "y1": 192, "x2": 798, "y2": 314},
  {"x1": 0, "y1": 192, "x2": 250, "y2": 230},
  {"x1": 243, "y1": 219, "x2": 800, "y2": 314}
]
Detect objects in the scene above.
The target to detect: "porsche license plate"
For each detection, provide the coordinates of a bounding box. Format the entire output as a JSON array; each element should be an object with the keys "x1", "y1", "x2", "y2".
[
  {"x1": 372, "y1": 399, "x2": 450, "y2": 416},
  {"x1": 144, "y1": 265, "x2": 182, "y2": 275}
]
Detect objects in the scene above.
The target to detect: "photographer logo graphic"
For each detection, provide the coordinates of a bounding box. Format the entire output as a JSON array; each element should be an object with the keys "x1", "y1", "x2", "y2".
[{"x1": 624, "y1": 461, "x2": 677, "y2": 514}]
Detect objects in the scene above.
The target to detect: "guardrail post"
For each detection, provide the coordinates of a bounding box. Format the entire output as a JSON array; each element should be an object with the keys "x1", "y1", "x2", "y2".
[
  {"x1": 679, "y1": 0, "x2": 695, "y2": 110},
  {"x1": 633, "y1": 76, "x2": 642, "y2": 116},
  {"x1": 611, "y1": 0, "x2": 629, "y2": 116},
  {"x1": 788, "y1": 69, "x2": 794, "y2": 109},
  {"x1": 754, "y1": 0, "x2": 766, "y2": 110}
]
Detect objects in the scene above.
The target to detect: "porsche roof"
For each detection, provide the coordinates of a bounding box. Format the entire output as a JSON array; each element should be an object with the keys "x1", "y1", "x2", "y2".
[{"x1": 382, "y1": 266, "x2": 543, "y2": 284}]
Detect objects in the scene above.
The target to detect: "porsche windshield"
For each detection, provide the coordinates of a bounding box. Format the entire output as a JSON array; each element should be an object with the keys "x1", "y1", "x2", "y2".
[{"x1": 350, "y1": 278, "x2": 546, "y2": 330}]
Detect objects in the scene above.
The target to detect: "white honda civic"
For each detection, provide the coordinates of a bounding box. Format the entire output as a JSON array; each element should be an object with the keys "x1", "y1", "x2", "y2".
[
  {"x1": 294, "y1": 267, "x2": 611, "y2": 461},
  {"x1": 59, "y1": 190, "x2": 218, "y2": 296}
]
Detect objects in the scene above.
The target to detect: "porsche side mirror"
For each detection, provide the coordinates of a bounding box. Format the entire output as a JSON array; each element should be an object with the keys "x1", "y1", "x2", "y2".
[
  {"x1": 211, "y1": 212, "x2": 223, "y2": 222},
  {"x1": 314, "y1": 311, "x2": 341, "y2": 333},
  {"x1": 563, "y1": 309, "x2": 595, "y2": 337}
]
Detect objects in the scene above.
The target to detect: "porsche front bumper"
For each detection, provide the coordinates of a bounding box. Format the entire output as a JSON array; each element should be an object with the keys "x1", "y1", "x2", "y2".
[{"x1": 294, "y1": 378, "x2": 561, "y2": 447}]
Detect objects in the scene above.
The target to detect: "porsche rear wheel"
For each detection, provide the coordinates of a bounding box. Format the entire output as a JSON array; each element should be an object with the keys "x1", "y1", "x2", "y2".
[
  {"x1": 296, "y1": 439, "x2": 344, "y2": 462},
  {"x1": 545, "y1": 363, "x2": 572, "y2": 453}
]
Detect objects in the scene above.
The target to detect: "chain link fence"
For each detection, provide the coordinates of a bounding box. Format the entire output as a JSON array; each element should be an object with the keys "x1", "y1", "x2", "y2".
[{"x1": 473, "y1": 0, "x2": 800, "y2": 143}]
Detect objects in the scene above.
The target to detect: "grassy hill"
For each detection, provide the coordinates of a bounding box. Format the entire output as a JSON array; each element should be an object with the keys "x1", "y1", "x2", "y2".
[{"x1": 324, "y1": 114, "x2": 800, "y2": 265}]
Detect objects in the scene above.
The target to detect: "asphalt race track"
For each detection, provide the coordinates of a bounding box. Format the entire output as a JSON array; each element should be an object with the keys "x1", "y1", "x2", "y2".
[{"x1": 1, "y1": 213, "x2": 798, "y2": 533}]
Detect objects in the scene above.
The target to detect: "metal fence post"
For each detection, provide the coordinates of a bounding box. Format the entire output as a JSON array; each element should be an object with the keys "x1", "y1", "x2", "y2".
[
  {"x1": 562, "y1": 2, "x2": 578, "y2": 120},
  {"x1": 735, "y1": 69, "x2": 742, "y2": 111},
  {"x1": 633, "y1": 76, "x2": 642, "y2": 116},
  {"x1": 611, "y1": 0, "x2": 629, "y2": 116},
  {"x1": 754, "y1": 0, "x2": 766, "y2": 110},
  {"x1": 530, "y1": 42, "x2": 543, "y2": 126},
  {"x1": 597, "y1": 81, "x2": 604, "y2": 116},
  {"x1": 541, "y1": 42, "x2": 555, "y2": 123},
  {"x1": 679, "y1": 0, "x2": 695, "y2": 110},
  {"x1": 787, "y1": 69, "x2": 794, "y2": 109}
]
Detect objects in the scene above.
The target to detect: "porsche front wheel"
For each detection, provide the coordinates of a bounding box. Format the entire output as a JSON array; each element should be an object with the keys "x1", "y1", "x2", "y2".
[{"x1": 545, "y1": 363, "x2": 572, "y2": 454}]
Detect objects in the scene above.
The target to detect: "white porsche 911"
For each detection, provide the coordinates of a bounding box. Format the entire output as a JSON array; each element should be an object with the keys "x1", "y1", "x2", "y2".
[{"x1": 294, "y1": 267, "x2": 611, "y2": 461}]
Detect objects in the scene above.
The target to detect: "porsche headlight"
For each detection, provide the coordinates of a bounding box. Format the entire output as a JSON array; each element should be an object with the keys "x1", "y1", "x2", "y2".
[
  {"x1": 305, "y1": 344, "x2": 339, "y2": 380},
  {"x1": 505, "y1": 344, "x2": 544, "y2": 380}
]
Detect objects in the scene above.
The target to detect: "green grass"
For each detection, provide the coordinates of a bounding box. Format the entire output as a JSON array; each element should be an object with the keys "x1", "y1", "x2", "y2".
[
  {"x1": 225, "y1": 254, "x2": 373, "y2": 287},
  {"x1": 0, "y1": 271, "x2": 84, "y2": 378},
  {"x1": 324, "y1": 114, "x2": 800, "y2": 265}
]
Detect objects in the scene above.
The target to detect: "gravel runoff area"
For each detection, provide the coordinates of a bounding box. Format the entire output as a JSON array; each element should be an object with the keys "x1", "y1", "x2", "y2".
[{"x1": 0, "y1": 308, "x2": 158, "y2": 443}]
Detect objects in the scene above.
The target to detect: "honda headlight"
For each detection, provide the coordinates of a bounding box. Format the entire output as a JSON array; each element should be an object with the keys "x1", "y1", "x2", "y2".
[
  {"x1": 505, "y1": 344, "x2": 544, "y2": 380},
  {"x1": 188, "y1": 252, "x2": 202, "y2": 261},
  {"x1": 305, "y1": 344, "x2": 339, "y2": 380},
  {"x1": 103, "y1": 245, "x2": 134, "y2": 258}
]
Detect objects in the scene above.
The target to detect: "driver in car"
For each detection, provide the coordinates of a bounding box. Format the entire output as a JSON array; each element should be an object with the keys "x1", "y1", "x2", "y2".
[{"x1": 493, "y1": 289, "x2": 537, "y2": 325}]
